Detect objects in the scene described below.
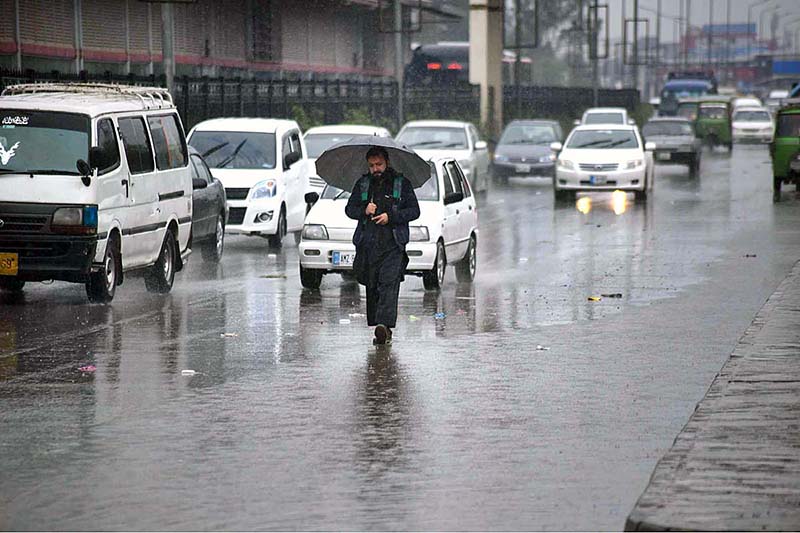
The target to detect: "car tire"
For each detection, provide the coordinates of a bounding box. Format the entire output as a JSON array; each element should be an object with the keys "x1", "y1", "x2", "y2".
[
  {"x1": 455, "y1": 234, "x2": 477, "y2": 283},
  {"x1": 422, "y1": 241, "x2": 446, "y2": 291},
  {"x1": 300, "y1": 265, "x2": 323, "y2": 289},
  {"x1": 200, "y1": 215, "x2": 225, "y2": 263},
  {"x1": 688, "y1": 157, "x2": 698, "y2": 178},
  {"x1": 0, "y1": 277, "x2": 25, "y2": 293},
  {"x1": 634, "y1": 188, "x2": 648, "y2": 202},
  {"x1": 145, "y1": 229, "x2": 177, "y2": 294},
  {"x1": 294, "y1": 231, "x2": 302, "y2": 245},
  {"x1": 268, "y1": 208, "x2": 286, "y2": 249},
  {"x1": 86, "y1": 235, "x2": 119, "y2": 303}
]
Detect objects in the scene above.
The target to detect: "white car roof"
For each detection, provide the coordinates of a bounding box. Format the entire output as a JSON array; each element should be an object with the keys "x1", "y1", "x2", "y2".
[
  {"x1": 733, "y1": 106, "x2": 770, "y2": 113},
  {"x1": 768, "y1": 90, "x2": 789, "y2": 98},
  {"x1": 0, "y1": 92, "x2": 175, "y2": 117},
  {"x1": 305, "y1": 124, "x2": 389, "y2": 136},
  {"x1": 400, "y1": 120, "x2": 469, "y2": 129},
  {"x1": 572, "y1": 124, "x2": 638, "y2": 132},
  {"x1": 191, "y1": 117, "x2": 300, "y2": 134},
  {"x1": 584, "y1": 107, "x2": 627, "y2": 114}
]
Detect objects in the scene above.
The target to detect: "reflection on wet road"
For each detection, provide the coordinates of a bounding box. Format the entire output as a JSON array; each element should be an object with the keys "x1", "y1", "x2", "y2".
[{"x1": 1, "y1": 145, "x2": 800, "y2": 530}]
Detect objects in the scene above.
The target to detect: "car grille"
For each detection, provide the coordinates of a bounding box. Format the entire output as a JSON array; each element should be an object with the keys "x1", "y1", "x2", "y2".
[
  {"x1": 225, "y1": 188, "x2": 250, "y2": 200},
  {"x1": 228, "y1": 207, "x2": 246, "y2": 225},
  {"x1": 0, "y1": 213, "x2": 49, "y2": 233},
  {"x1": 309, "y1": 176, "x2": 326, "y2": 188},
  {"x1": 0, "y1": 238, "x2": 70, "y2": 258},
  {"x1": 579, "y1": 163, "x2": 619, "y2": 172}
]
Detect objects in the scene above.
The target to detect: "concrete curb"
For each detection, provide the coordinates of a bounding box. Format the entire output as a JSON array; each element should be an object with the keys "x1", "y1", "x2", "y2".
[{"x1": 625, "y1": 260, "x2": 800, "y2": 532}]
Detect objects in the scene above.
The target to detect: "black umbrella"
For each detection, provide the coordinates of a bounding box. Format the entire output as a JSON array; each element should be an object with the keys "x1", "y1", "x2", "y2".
[{"x1": 314, "y1": 135, "x2": 432, "y2": 190}]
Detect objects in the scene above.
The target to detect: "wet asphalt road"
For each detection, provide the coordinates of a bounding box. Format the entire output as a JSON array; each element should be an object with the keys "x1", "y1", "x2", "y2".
[{"x1": 2, "y1": 145, "x2": 800, "y2": 530}]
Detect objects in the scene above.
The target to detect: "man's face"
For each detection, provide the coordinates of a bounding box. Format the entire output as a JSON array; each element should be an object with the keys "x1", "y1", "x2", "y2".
[{"x1": 367, "y1": 155, "x2": 388, "y2": 177}]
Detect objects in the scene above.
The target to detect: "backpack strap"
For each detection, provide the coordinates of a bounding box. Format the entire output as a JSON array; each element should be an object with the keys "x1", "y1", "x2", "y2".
[
  {"x1": 359, "y1": 175, "x2": 370, "y2": 202},
  {"x1": 393, "y1": 176, "x2": 403, "y2": 200}
]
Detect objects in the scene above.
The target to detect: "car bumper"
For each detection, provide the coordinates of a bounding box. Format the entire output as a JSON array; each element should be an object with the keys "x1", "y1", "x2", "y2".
[
  {"x1": 299, "y1": 240, "x2": 438, "y2": 272},
  {"x1": 0, "y1": 232, "x2": 97, "y2": 282},
  {"x1": 225, "y1": 199, "x2": 282, "y2": 235},
  {"x1": 492, "y1": 161, "x2": 555, "y2": 178},
  {"x1": 555, "y1": 167, "x2": 647, "y2": 191},
  {"x1": 732, "y1": 132, "x2": 773, "y2": 143},
  {"x1": 653, "y1": 150, "x2": 696, "y2": 165}
]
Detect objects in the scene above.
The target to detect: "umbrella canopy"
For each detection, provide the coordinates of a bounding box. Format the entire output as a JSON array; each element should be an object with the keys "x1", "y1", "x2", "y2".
[{"x1": 314, "y1": 135, "x2": 432, "y2": 191}]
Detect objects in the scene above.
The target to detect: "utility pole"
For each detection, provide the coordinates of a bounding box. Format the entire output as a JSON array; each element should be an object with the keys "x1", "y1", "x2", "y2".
[
  {"x1": 514, "y1": 0, "x2": 521, "y2": 119},
  {"x1": 725, "y1": 0, "x2": 730, "y2": 82},
  {"x1": 707, "y1": 0, "x2": 713, "y2": 70},
  {"x1": 394, "y1": 0, "x2": 404, "y2": 127},
  {"x1": 686, "y1": 0, "x2": 692, "y2": 68},
  {"x1": 590, "y1": 0, "x2": 599, "y2": 106},
  {"x1": 656, "y1": 0, "x2": 661, "y2": 91},
  {"x1": 161, "y1": 3, "x2": 175, "y2": 94},
  {"x1": 621, "y1": 0, "x2": 627, "y2": 86},
  {"x1": 680, "y1": 0, "x2": 686, "y2": 67},
  {"x1": 632, "y1": 0, "x2": 639, "y2": 93}
]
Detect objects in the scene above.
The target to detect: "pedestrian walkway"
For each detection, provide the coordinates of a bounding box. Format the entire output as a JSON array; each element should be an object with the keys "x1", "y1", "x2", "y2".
[{"x1": 626, "y1": 261, "x2": 800, "y2": 531}]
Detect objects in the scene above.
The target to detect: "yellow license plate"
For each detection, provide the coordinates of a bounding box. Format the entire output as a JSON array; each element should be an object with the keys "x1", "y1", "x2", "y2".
[{"x1": 0, "y1": 253, "x2": 18, "y2": 276}]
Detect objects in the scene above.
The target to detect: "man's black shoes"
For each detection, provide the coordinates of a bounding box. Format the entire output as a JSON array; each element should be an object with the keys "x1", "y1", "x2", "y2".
[{"x1": 374, "y1": 324, "x2": 389, "y2": 345}]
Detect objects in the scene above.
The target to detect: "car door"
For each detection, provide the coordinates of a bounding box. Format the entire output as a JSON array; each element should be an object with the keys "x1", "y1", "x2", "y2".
[
  {"x1": 443, "y1": 160, "x2": 469, "y2": 261},
  {"x1": 287, "y1": 130, "x2": 305, "y2": 231},
  {"x1": 440, "y1": 161, "x2": 461, "y2": 260},
  {"x1": 190, "y1": 154, "x2": 213, "y2": 240},
  {"x1": 453, "y1": 160, "x2": 477, "y2": 239}
]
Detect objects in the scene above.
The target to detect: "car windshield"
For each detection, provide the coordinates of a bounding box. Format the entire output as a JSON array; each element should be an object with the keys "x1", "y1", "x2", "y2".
[
  {"x1": 0, "y1": 110, "x2": 88, "y2": 175},
  {"x1": 189, "y1": 131, "x2": 276, "y2": 169},
  {"x1": 677, "y1": 103, "x2": 699, "y2": 119},
  {"x1": 304, "y1": 133, "x2": 359, "y2": 159},
  {"x1": 698, "y1": 106, "x2": 727, "y2": 119},
  {"x1": 320, "y1": 165, "x2": 439, "y2": 202},
  {"x1": 662, "y1": 86, "x2": 711, "y2": 99},
  {"x1": 566, "y1": 130, "x2": 639, "y2": 149},
  {"x1": 499, "y1": 124, "x2": 557, "y2": 145},
  {"x1": 733, "y1": 110, "x2": 771, "y2": 122},
  {"x1": 396, "y1": 127, "x2": 468, "y2": 149},
  {"x1": 584, "y1": 113, "x2": 624, "y2": 125},
  {"x1": 642, "y1": 122, "x2": 693, "y2": 136},
  {"x1": 776, "y1": 113, "x2": 800, "y2": 136}
]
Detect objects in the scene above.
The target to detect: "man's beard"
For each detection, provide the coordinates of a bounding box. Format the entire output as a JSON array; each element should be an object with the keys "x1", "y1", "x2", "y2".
[{"x1": 371, "y1": 171, "x2": 384, "y2": 178}]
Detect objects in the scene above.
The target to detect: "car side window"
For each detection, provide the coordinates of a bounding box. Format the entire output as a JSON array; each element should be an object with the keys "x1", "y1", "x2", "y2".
[
  {"x1": 96, "y1": 118, "x2": 120, "y2": 175},
  {"x1": 454, "y1": 163, "x2": 471, "y2": 198},
  {"x1": 469, "y1": 125, "x2": 481, "y2": 145},
  {"x1": 118, "y1": 116, "x2": 155, "y2": 174},
  {"x1": 147, "y1": 114, "x2": 188, "y2": 170},
  {"x1": 282, "y1": 135, "x2": 292, "y2": 159},
  {"x1": 445, "y1": 162, "x2": 464, "y2": 196},
  {"x1": 290, "y1": 131, "x2": 303, "y2": 157},
  {"x1": 442, "y1": 165, "x2": 455, "y2": 196},
  {"x1": 191, "y1": 155, "x2": 214, "y2": 184}
]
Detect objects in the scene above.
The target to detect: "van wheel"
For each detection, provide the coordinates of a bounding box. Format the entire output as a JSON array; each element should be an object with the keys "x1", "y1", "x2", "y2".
[
  {"x1": 300, "y1": 265, "x2": 323, "y2": 289},
  {"x1": 0, "y1": 278, "x2": 25, "y2": 293},
  {"x1": 422, "y1": 241, "x2": 446, "y2": 290},
  {"x1": 86, "y1": 236, "x2": 119, "y2": 303},
  {"x1": 268, "y1": 208, "x2": 286, "y2": 249},
  {"x1": 455, "y1": 234, "x2": 477, "y2": 283},
  {"x1": 201, "y1": 215, "x2": 225, "y2": 263},
  {"x1": 145, "y1": 230, "x2": 177, "y2": 293}
]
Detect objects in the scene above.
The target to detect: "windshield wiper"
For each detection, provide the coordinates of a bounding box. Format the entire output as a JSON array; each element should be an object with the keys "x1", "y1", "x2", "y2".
[
  {"x1": 575, "y1": 140, "x2": 614, "y2": 148},
  {"x1": 201, "y1": 141, "x2": 229, "y2": 158},
  {"x1": 409, "y1": 140, "x2": 448, "y2": 147},
  {"x1": 333, "y1": 189, "x2": 349, "y2": 201},
  {"x1": 23, "y1": 169, "x2": 80, "y2": 175},
  {"x1": 216, "y1": 139, "x2": 248, "y2": 168}
]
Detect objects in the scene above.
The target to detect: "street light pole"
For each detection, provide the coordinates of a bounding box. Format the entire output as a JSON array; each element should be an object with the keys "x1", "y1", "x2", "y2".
[
  {"x1": 633, "y1": 0, "x2": 639, "y2": 93},
  {"x1": 707, "y1": 0, "x2": 713, "y2": 70}
]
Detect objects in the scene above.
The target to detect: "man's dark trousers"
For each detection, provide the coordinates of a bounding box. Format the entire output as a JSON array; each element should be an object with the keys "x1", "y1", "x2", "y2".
[{"x1": 365, "y1": 245, "x2": 405, "y2": 329}]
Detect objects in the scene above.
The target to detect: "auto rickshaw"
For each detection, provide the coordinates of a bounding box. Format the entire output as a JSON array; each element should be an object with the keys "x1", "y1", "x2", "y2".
[
  {"x1": 676, "y1": 97, "x2": 702, "y2": 122},
  {"x1": 770, "y1": 99, "x2": 800, "y2": 201},
  {"x1": 695, "y1": 97, "x2": 733, "y2": 151}
]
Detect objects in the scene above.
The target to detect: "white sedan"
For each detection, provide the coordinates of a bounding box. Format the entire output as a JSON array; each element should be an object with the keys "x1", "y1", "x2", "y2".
[
  {"x1": 731, "y1": 107, "x2": 774, "y2": 144},
  {"x1": 298, "y1": 157, "x2": 478, "y2": 290},
  {"x1": 551, "y1": 124, "x2": 655, "y2": 202}
]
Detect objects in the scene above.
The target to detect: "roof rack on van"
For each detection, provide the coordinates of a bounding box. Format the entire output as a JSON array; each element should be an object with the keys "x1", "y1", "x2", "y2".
[{"x1": 1, "y1": 83, "x2": 174, "y2": 110}]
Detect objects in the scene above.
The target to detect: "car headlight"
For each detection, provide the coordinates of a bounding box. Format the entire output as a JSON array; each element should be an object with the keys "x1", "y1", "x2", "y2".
[
  {"x1": 494, "y1": 153, "x2": 509, "y2": 162},
  {"x1": 761, "y1": 127, "x2": 773, "y2": 133},
  {"x1": 539, "y1": 154, "x2": 556, "y2": 163},
  {"x1": 302, "y1": 224, "x2": 328, "y2": 240},
  {"x1": 625, "y1": 159, "x2": 644, "y2": 170},
  {"x1": 557, "y1": 158, "x2": 574, "y2": 170},
  {"x1": 250, "y1": 179, "x2": 277, "y2": 200},
  {"x1": 409, "y1": 226, "x2": 429, "y2": 242},
  {"x1": 52, "y1": 206, "x2": 97, "y2": 235}
]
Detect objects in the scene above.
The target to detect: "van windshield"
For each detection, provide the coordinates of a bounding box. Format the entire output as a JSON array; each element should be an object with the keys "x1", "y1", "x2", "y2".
[
  {"x1": 189, "y1": 131, "x2": 276, "y2": 169},
  {"x1": 0, "y1": 110, "x2": 88, "y2": 175}
]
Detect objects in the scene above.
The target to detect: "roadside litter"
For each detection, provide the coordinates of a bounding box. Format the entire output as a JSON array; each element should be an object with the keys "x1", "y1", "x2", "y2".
[
  {"x1": 601, "y1": 293, "x2": 623, "y2": 298},
  {"x1": 744, "y1": 254, "x2": 757, "y2": 258},
  {"x1": 220, "y1": 333, "x2": 238, "y2": 338},
  {"x1": 348, "y1": 313, "x2": 365, "y2": 318},
  {"x1": 181, "y1": 370, "x2": 196, "y2": 376},
  {"x1": 588, "y1": 296, "x2": 602, "y2": 302},
  {"x1": 339, "y1": 319, "x2": 351, "y2": 325},
  {"x1": 78, "y1": 365, "x2": 96, "y2": 373},
  {"x1": 409, "y1": 315, "x2": 420, "y2": 322},
  {"x1": 535, "y1": 345, "x2": 550, "y2": 351},
  {"x1": 434, "y1": 312, "x2": 447, "y2": 320}
]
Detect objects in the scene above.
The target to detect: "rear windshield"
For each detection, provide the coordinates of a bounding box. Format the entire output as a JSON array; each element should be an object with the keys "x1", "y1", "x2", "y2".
[
  {"x1": 642, "y1": 122, "x2": 693, "y2": 136},
  {"x1": 499, "y1": 124, "x2": 557, "y2": 145},
  {"x1": 698, "y1": 106, "x2": 727, "y2": 119},
  {"x1": 396, "y1": 127, "x2": 468, "y2": 149},
  {"x1": 189, "y1": 131, "x2": 276, "y2": 169},
  {"x1": 0, "y1": 110, "x2": 89, "y2": 175},
  {"x1": 733, "y1": 110, "x2": 771, "y2": 122},
  {"x1": 584, "y1": 112, "x2": 624, "y2": 125},
  {"x1": 677, "y1": 103, "x2": 699, "y2": 119},
  {"x1": 776, "y1": 113, "x2": 800, "y2": 137},
  {"x1": 320, "y1": 165, "x2": 439, "y2": 202},
  {"x1": 305, "y1": 133, "x2": 358, "y2": 159},
  {"x1": 566, "y1": 130, "x2": 639, "y2": 149}
]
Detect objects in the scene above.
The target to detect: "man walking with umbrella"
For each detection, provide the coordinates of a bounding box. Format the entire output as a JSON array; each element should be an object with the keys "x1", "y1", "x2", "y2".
[{"x1": 344, "y1": 146, "x2": 420, "y2": 345}]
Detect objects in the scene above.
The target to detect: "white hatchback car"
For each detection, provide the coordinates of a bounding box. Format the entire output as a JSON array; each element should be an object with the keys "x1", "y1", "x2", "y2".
[
  {"x1": 552, "y1": 124, "x2": 655, "y2": 202},
  {"x1": 188, "y1": 118, "x2": 309, "y2": 248},
  {"x1": 579, "y1": 107, "x2": 634, "y2": 126},
  {"x1": 731, "y1": 106, "x2": 774, "y2": 144},
  {"x1": 299, "y1": 157, "x2": 478, "y2": 290},
  {"x1": 396, "y1": 120, "x2": 490, "y2": 193},
  {"x1": 304, "y1": 124, "x2": 391, "y2": 193}
]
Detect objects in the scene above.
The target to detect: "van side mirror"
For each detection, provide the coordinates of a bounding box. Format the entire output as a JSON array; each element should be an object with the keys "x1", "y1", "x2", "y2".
[
  {"x1": 192, "y1": 177, "x2": 208, "y2": 190},
  {"x1": 444, "y1": 191, "x2": 464, "y2": 205},
  {"x1": 284, "y1": 151, "x2": 301, "y2": 170},
  {"x1": 573, "y1": 119, "x2": 581, "y2": 126},
  {"x1": 76, "y1": 159, "x2": 92, "y2": 176},
  {"x1": 474, "y1": 140, "x2": 487, "y2": 150},
  {"x1": 304, "y1": 192, "x2": 319, "y2": 205},
  {"x1": 550, "y1": 142, "x2": 563, "y2": 152},
  {"x1": 645, "y1": 142, "x2": 656, "y2": 151}
]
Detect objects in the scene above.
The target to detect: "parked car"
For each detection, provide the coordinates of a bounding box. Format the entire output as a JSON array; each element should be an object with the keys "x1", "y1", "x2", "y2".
[
  {"x1": 0, "y1": 83, "x2": 192, "y2": 302},
  {"x1": 491, "y1": 120, "x2": 561, "y2": 180},
  {"x1": 731, "y1": 107, "x2": 774, "y2": 144},
  {"x1": 299, "y1": 157, "x2": 478, "y2": 290},
  {"x1": 770, "y1": 99, "x2": 800, "y2": 200},
  {"x1": 642, "y1": 117, "x2": 702, "y2": 177},
  {"x1": 188, "y1": 148, "x2": 227, "y2": 263},
  {"x1": 188, "y1": 118, "x2": 309, "y2": 248},
  {"x1": 304, "y1": 124, "x2": 391, "y2": 194},
  {"x1": 578, "y1": 107, "x2": 634, "y2": 126},
  {"x1": 396, "y1": 120, "x2": 490, "y2": 193},
  {"x1": 551, "y1": 124, "x2": 655, "y2": 202},
  {"x1": 765, "y1": 90, "x2": 789, "y2": 115},
  {"x1": 695, "y1": 98, "x2": 733, "y2": 150}
]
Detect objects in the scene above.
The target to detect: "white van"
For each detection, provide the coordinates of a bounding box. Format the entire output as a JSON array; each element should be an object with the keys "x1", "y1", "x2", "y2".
[
  {"x1": 0, "y1": 83, "x2": 192, "y2": 302},
  {"x1": 188, "y1": 118, "x2": 309, "y2": 248}
]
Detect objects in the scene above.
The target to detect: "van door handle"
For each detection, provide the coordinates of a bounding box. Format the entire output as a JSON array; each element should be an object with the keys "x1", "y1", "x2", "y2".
[{"x1": 121, "y1": 179, "x2": 129, "y2": 197}]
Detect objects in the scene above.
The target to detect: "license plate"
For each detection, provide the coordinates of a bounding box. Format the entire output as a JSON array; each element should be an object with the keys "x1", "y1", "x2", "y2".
[
  {"x1": 657, "y1": 152, "x2": 671, "y2": 161},
  {"x1": 332, "y1": 251, "x2": 355, "y2": 267},
  {"x1": 589, "y1": 175, "x2": 607, "y2": 185},
  {"x1": 0, "y1": 253, "x2": 18, "y2": 276},
  {"x1": 515, "y1": 164, "x2": 531, "y2": 173}
]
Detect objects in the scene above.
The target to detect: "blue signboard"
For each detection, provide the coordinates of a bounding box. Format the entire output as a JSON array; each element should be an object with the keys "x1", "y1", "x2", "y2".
[
  {"x1": 702, "y1": 23, "x2": 756, "y2": 36},
  {"x1": 773, "y1": 61, "x2": 800, "y2": 75}
]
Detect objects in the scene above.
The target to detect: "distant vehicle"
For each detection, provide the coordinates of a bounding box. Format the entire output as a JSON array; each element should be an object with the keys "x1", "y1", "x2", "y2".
[
  {"x1": 731, "y1": 107, "x2": 774, "y2": 144},
  {"x1": 765, "y1": 90, "x2": 789, "y2": 115},
  {"x1": 732, "y1": 97, "x2": 763, "y2": 110},
  {"x1": 695, "y1": 98, "x2": 733, "y2": 151},
  {"x1": 642, "y1": 117, "x2": 702, "y2": 178},
  {"x1": 396, "y1": 119, "x2": 490, "y2": 193},
  {"x1": 578, "y1": 107, "x2": 634, "y2": 126},
  {"x1": 770, "y1": 99, "x2": 800, "y2": 200},
  {"x1": 299, "y1": 157, "x2": 478, "y2": 290},
  {"x1": 676, "y1": 98, "x2": 702, "y2": 122},
  {"x1": 303, "y1": 124, "x2": 391, "y2": 194},
  {"x1": 659, "y1": 78, "x2": 717, "y2": 116},
  {"x1": 188, "y1": 148, "x2": 227, "y2": 263},
  {"x1": 550, "y1": 124, "x2": 655, "y2": 202},
  {"x1": 404, "y1": 41, "x2": 524, "y2": 87},
  {"x1": 188, "y1": 118, "x2": 309, "y2": 248},
  {"x1": 491, "y1": 120, "x2": 561, "y2": 181},
  {"x1": 0, "y1": 83, "x2": 192, "y2": 302}
]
